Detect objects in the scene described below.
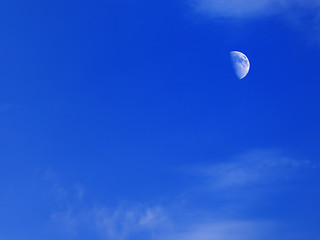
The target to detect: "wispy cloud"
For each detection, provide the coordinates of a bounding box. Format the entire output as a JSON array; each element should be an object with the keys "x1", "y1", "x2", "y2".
[
  {"x1": 46, "y1": 170, "x2": 169, "y2": 239},
  {"x1": 191, "y1": 0, "x2": 287, "y2": 18},
  {"x1": 162, "y1": 220, "x2": 276, "y2": 240},
  {"x1": 49, "y1": 149, "x2": 319, "y2": 240},
  {"x1": 159, "y1": 150, "x2": 317, "y2": 240},
  {"x1": 51, "y1": 204, "x2": 168, "y2": 240},
  {"x1": 191, "y1": 149, "x2": 312, "y2": 190},
  {"x1": 51, "y1": 203, "x2": 278, "y2": 240},
  {"x1": 190, "y1": 0, "x2": 320, "y2": 18},
  {"x1": 93, "y1": 205, "x2": 168, "y2": 240},
  {"x1": 190, "y1": 0, "x2": 320, "y2": 46}
]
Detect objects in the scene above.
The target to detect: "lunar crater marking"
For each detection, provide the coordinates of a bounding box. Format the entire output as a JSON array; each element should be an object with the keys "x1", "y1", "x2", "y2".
[{"x1": 230, "y1": 51, "x2": 250, "y2": 79}]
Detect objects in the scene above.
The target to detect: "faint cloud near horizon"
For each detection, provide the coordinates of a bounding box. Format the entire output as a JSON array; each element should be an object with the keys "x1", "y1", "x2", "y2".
[
  {"x1": 190, "y1": 0, "x2": 319, "y2": 18},
  {"x1": 191, "y1": 0, "x2": 287, "y2": 18},
  {"x1": 51, "y1": 204, "x2": 168, "y2": 240},
  {"x1": 190, "y1": 0, "x2": 320, "y2": 46},
  {"x1": 162, "y1": 220, "x2": 277, "y2": 240},
  {"x1": 51, "y1": 202, "x2": 278, "y2": 240},
  {"x1": 50, "y1": 149, "x2": 319, "y2": 240},
  {"x1": 191, "y1": 149, "x2": 313, "y2": 190}
]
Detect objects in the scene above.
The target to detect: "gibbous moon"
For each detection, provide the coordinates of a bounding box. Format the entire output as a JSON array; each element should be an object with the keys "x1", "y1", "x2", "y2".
[{"x1": 230, "y1": 51, "x2": 250, "y2": 79}]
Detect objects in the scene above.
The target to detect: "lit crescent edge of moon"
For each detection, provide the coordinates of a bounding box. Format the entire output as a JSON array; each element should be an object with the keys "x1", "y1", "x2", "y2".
[{"x1": 230, "y1": 51, "x2": 250, "y2": 79}]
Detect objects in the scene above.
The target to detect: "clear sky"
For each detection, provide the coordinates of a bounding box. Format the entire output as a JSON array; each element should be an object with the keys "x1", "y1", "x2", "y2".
[{"x1": 0, "y1": 0, "x2": 320, "y2": 239}]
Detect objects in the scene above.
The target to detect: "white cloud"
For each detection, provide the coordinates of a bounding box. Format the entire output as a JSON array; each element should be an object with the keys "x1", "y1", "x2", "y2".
[
  {"x1": 194, "y1": 149, "x2": 312, "y2": 190},
  {"x1": 51, "y1": 205, "x2": 168, "y2": 240},
  {"x1": 191, "y1": 0, "x2": 319, "y2": 18},
  {"x1": 52, "y1": 203, "x2": 279, "y2": 240},
  {"x1": 93, "y1": 205, "x2": 168, "y2": 240},
  {"x1": 191, "y1": 0, "x2": 287, "y2": 18},
  {"x1": 49, "y1": 149, "x2": 318, "y2": 240},
  {"x1": 190, "y1": 0, "x2": 320, "y2": 46},
  {"x1": 162, "y1": 220, "x2": 275, "y2": 240}
]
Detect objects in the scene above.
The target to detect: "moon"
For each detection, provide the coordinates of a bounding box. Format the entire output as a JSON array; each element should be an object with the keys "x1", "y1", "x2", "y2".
[{"x1": 230, "y1": 51, "x2": 250, "y2": 79}]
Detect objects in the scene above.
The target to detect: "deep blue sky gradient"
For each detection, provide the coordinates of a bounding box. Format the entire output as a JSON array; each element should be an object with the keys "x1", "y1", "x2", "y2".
[{"x1": 0, "y1": 0, "x2": 320, "y2": 239}]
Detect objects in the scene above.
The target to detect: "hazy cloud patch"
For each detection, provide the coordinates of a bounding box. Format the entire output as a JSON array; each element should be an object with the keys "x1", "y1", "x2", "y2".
[
  {"x1": 192, "y1": 149, "x2": 313, "y2": 190},
  {"x1": 190, "y1": 0, "x2": 320, "y2": 46},
  {"x1": 162, "y1": 220, "x2": 276, "y2": 240},
  {"x1": 49, "y1": 149, "x2": 318, "y2": 240},
  {"x1": 191, "y1": 0, "x2": 287, "y2": 18},
  {"x1": 51, "y1": 204, "x2": 280, "y2": 240},
  {"x1": 51, "y1": 205, "x2": 168, "y2": 240},
  {"x1": 190, "y1": 0, "x2": 319, "y2": 18}
]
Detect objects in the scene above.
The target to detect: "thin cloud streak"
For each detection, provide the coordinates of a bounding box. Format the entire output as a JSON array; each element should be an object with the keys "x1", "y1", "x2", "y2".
[
  {"x1": 191, "y1": 149, "x2": 313, "y2": 190},
  {"x1": 51, "y1": 205, "x2": 168, "y2": 240},
  {"x1": 191, "y1": 0, "x2": 287, "y2": 18},
  {"x1": 50, "y1": 149, "x2": 319, "y2": 240},
  {"x1": 52, "y1": 204, "x2": 279, "y2": 240},
  {"x1": 161, "y1": 221, "x2": 276, "y2": 240},
  {"x1": 190, "y1": 0, "x2": 320, "y2": 46},
  {"x1": 190, "y1": 0, "x2": 319, "y2": 18}
]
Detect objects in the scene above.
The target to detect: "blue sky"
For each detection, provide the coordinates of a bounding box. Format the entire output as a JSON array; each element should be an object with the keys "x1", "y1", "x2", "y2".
[{"x1": 0, "y1": 0, "x2": 320, "y2": 239}]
